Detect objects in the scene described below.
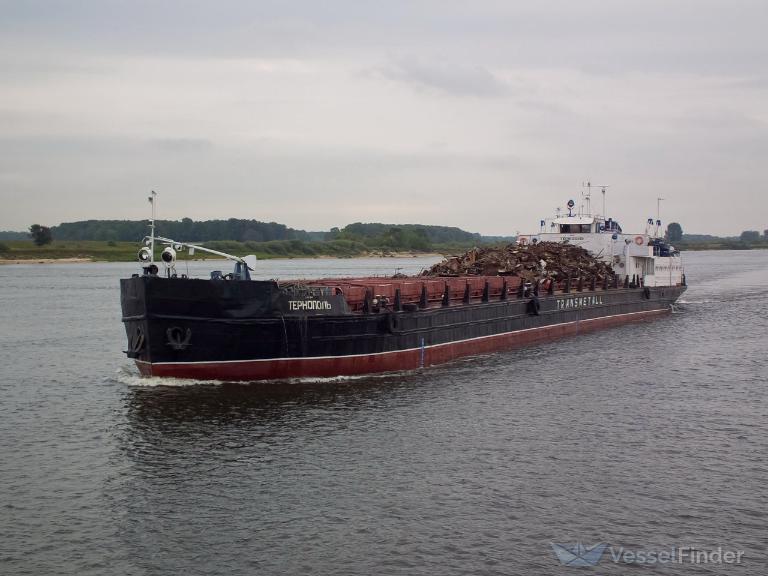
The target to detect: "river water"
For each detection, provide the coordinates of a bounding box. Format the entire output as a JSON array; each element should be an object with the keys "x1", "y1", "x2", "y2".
[{"x1": 0, "y1": 252, "x2": 766, "y2": 575}]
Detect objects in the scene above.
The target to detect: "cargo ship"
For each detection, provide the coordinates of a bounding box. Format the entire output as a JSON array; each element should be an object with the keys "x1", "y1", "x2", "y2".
[{"x1": 121, "y1": 191, "x2": 686, "y2": 380}]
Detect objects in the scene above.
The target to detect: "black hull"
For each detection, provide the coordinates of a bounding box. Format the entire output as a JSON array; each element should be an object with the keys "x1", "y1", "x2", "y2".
[{"x1": 121, "y1": 276, "x2": 686, "y2": 380}]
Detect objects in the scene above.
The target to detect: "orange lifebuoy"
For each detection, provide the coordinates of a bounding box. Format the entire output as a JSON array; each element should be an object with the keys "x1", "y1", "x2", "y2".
[
  {"x1": 519, "y1": 237, "x2": 528, "y2": 245},
  {"x1": 634, "y1": 235, "x2": 644, "y2": 246}
]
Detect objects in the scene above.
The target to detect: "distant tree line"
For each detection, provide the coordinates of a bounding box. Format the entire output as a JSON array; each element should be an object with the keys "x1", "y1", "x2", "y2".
[
  {"x1": 45, "y1": 218, "x2": 503, "y2": 250},
  {"x1": 0, "y1": 230, "x2": 28, "y2": 240},
  {"x1": 740, "y1": 230, "x2": 762, "y2": 242},
  {"x1": 328, "y1": 223, "x2": 485, "y2": 251},
  {"x1": 51, "y1": 218, "x2": 311, "y2": 243},
  {"x1": 10, "y1": 217, "x2": 768, "y2": 250},
  {"x1": 669, "y1": 220, "x2": 768, "y2": 250},
  {"x1": 669, "y1": 222, "x2": 768, "y2": 245}
]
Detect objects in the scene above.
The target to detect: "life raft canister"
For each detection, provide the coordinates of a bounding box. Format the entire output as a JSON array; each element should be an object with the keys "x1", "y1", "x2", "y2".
[{"x1": 634, "y1": 235, "x2": 644, "y2": 246}]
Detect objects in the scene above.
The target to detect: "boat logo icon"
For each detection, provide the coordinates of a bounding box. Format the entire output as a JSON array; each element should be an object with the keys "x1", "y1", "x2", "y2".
[{"x1": 550, "y1": 542, "x2": 608, "y2": 567}]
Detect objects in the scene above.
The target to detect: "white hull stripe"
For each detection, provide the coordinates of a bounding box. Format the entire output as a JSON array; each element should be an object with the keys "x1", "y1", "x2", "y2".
[{"x1": 137, "y1": 308, "x2": 668, "y2": 367}]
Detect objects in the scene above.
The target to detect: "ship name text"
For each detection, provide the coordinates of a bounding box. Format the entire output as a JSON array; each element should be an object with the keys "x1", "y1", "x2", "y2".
[
  {"x1": 556, "y1": 295, "x2": 604, "y2": 310},
  {"x1": 288, "y1": 300, "x2": 333, "y2": 311}
]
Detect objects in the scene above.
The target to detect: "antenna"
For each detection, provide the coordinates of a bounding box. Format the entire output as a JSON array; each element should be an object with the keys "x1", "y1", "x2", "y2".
[
  {"x1": 583, "y1": 181, "x2": 610, "y2": 217},
  {"x1": 657, "y1": 197, "x2": 664, "y2": 221},
  {"x1": 148, "y1": 190, "x2": 157, "y2": 263},
  {"x1": 602, "y1": 187, "x2": 607, "y2": 218}
]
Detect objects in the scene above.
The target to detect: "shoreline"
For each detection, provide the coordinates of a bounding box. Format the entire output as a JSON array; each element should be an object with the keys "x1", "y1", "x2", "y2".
[
  {"x1": 3, "y1": 246, "x2": 767, "y2": 265},
  {"x1": 0, "y1": 252, "x2": 446, "y2": 265},
  {"x1": 0, "y1": 257, "x2": 95, "y2": 265}
]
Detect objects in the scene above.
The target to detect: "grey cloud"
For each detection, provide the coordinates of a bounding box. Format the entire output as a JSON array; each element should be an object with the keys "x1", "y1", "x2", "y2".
[
  {"x1": 0, "y1": 52, "x2": 110, "y2": 79},
  {"x1": 1, "y1": 1, "x2": 767, "y2": 235},
  {"x1": 374, "y1": 57, "x2": 508, "y2": 97},
  {"x1": 514, "y1": 98, "x2": 574, "y2": 116},
  {"x1": 150, "y1": 138, "x2": 214, "y2": 152},
  {"x1": 0, "y1": 133, "x2": 523, "y2": 230},
  {"x1": 2, "y1": 1, "x2": 766, "y2": 77}
]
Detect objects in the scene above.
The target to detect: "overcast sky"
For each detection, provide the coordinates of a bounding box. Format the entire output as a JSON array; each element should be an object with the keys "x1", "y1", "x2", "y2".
[{"x1": 1, "y1": 0, "x2": 766, "y2": 235}]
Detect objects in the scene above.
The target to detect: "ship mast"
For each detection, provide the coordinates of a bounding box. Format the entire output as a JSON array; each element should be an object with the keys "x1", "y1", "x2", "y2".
[
  {"x1": 602, "y1": 186, "x2": 607, "y2": 218},
  {"x1": 148, "y1": 190, "x2": 157, "y2": 263},
  {"x1": 582, "y1": 181, "x2": 610, "y2": 218}
]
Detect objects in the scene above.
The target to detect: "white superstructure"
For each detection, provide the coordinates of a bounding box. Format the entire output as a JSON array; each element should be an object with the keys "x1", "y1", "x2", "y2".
[{"x1": 517, "y1": 192, "x2": 684, "y2": 288}]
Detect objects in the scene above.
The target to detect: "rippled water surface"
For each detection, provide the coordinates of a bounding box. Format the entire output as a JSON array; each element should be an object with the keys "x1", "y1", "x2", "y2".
[{"x1": 1, "y1": 253, "x2": 766, "y2": 575}]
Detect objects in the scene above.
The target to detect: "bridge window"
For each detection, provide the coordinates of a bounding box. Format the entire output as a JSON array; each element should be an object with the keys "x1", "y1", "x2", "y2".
[{"x1": 559, "y1": 224, "x2": 592, "y2": 233}]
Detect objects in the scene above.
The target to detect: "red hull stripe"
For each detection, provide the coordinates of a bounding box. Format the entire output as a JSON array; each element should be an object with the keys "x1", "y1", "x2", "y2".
[{"x1": 137, "y1": 308, "x2": 669, "y2": 380}]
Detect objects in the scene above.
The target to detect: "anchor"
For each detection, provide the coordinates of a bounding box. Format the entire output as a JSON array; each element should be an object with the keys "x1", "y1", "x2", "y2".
[
  {"x1": 125, "y1": 326, "x2": 145, "y2": 358},
  {"x1": 166, "y1": 326, "x2": 192, "y2": 350}
]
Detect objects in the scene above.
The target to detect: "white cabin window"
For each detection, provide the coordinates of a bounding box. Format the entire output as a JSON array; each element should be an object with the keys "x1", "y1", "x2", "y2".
[{"x1": 644, "y1": 259, "x2": 655, "y2": 276}]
